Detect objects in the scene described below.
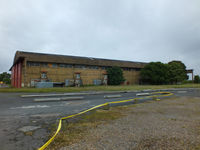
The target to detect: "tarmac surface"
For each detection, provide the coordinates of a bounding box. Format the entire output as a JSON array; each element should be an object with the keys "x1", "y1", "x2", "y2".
[{"x1": 0, "y1": 88, "x2": 199, "y2": 150}]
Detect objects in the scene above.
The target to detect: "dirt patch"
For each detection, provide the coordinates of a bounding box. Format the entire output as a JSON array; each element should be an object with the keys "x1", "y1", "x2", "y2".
[
  {"x1": 46, "y1": 107, "x2": 126, "y2": 150},
  {"x1": 55, "y1": 96, "x2": 200, "y2": 150}
]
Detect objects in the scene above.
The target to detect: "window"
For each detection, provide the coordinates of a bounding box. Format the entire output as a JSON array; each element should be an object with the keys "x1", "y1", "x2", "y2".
[
  {"x1": 52, "y1": 63, "x2": 58, "y2": 68},
  {"x1": 123, "y1": 68, "x2": 131, "y2": 71},
  {"x1": 76, "y1": 73, "x2": 80, "y2": 79},
  {"x1": 41, "y1": 72, "x2": 47, "y2": 79},
  {"x1": 33, "y1": 62, "x2": 40, "y2": 66},
  {"x1": 75, "y1": 65, "x2": 85, "y2": 69},
  {"x1": 101, "y1": 66, "x2": 106, "y2": 70},
  {"x1": 75, "y1": 65, "x2": 80, "y2": 68},
  {"x1": 66, "y1": 64, "x2": 73, "y2": 68},
  {"x1": 94, "y1": 66, "x2": 99, "y2": 69},
  {"x1": 27, "y1": 61, "x2": 40, "y2": 67},
  {"x1": 88, "y1": 66, "x2": 99, "y2": 69},
  {"x1": 59, "y1": 64, "x2": 65, "y2": 68},
  {"x1": 59, "y1": 64, "x2": 73, "y2": 68},
  {"x1": 41, "y1": 63, "x2": 48, "y2": 67},
  {"x1": 48, "y1": 63, "x2": 52, "y2": 68},
  {"x1": 27, "y1": 62, "x2": 31, "y2": 67}
]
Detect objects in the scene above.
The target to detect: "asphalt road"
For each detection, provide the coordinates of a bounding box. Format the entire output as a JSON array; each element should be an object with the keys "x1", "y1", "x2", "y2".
[{"x1": 0, "y1": 88, "x2": 199, "y2": 150}]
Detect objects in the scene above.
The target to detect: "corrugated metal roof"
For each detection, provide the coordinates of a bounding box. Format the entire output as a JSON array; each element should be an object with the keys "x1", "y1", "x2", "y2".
[{"x1": 10, "y1": 51, "x2": 148, "y2": 70}]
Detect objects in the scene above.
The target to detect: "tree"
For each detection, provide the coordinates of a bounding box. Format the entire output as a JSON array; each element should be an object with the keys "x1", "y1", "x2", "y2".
[
  {"x1": 194, "y1": 75, "x2": 200, "y2": 83},
  {"x1": 106, "y1": 66, "x2": 125, "y2": 85},
  {"x1": 168, "y1": 61, "x2": 187, "y2": 84},
  {"x1": 140, "y1": 62, "x2": 169, "y2": 85},
  {"x1": 0, "y1": 72, "x2": 11, "y2": 84}
]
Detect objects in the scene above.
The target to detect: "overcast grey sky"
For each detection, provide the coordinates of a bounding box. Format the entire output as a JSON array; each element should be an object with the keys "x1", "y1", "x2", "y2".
[{"x1": 0, "y1": 0, "x2": 199, "y2": 76}]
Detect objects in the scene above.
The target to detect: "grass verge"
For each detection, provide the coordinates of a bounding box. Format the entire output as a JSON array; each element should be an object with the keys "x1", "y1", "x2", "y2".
[{"x1": 0, "y1": 84, "x2": 200, "y2": 93}]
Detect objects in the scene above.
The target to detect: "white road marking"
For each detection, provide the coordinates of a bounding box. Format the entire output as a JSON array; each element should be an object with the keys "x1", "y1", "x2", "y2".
[
  {"x1": 34, "y1": 96, "x2": 84, "y2": 102},
  {"x1": 21, "y1": 93, "x2": 88, "y2": 98},
  {"x1": 68, "y1": 100, "x2": 90, "y2": 106},
  {"x1": 9, "y1": 101, "x2": 90, "y2": 110},
  {"x1": 104, "y1": 95, "x2": 122, "y2": 98},
  {"x1": 10, "y1": 105, "x2": 50, "y2": 109},
  {"x1": 21, "y1": 91, "x2": 126, "y2": 98},
  {"x1": 136, "y1": 93, "x2": 150, "y2": 96},
  {"x1": 177, "y1": 91, "x2": 187, "y2": 93}
]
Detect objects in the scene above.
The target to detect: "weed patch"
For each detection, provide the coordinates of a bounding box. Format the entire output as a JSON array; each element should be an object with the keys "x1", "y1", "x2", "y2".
[
  {"x1": 46, "y1": 107, "x2": 127, "y2": 150},
  {"x1": 0, "y1": 84, "x2": 200, "y2": 93}
]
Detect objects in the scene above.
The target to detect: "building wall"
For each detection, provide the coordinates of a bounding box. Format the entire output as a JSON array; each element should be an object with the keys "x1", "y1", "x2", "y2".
[
  {"x1": 123, "y1": 70, "x2": 140, "y2": 85},
  {"x1": 11, "y1": 61, "x2": 22, "y2": 88},
  {"x1": 21, "y1": 62, "x2": 141, "y2": 87}
]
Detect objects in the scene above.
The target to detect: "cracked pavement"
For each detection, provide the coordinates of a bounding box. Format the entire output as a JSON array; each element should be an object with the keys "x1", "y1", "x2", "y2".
[{"x1": 0, "y1": 88, "x2": 199, "y2": 150}]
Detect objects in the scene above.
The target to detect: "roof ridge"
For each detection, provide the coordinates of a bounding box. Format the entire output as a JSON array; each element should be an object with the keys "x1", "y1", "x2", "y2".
[{"x1": 15, "y1": 51, "x2": 148, "y2": 64}]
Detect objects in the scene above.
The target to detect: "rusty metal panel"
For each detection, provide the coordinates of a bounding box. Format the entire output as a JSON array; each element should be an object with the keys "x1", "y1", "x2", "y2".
[
  {"x1": 16, "y1": 63, "x2": 18, "y2": 88},
  {"x1": 18, "y1": 62, "x2": 22, "y2": 88},
  {"x1": 13, "y1": 64, "x2": 16, "y2": 87}
]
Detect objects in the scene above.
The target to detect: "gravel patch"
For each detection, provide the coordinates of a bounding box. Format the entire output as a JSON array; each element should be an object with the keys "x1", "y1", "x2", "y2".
[
  {"x1": 60, "y1": 96, "x2": 200, "y2": 150},
  {"x1": 18, "y1": 126, "x2": 41, "y2": 132}
]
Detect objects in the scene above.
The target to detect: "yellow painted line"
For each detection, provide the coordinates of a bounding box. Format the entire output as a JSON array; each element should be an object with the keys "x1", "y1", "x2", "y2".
[{"x1": 38, "y1": 91, "x2": 173, "y2": 150}]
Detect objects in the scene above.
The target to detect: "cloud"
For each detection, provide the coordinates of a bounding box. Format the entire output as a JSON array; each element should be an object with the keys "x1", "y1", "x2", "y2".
[{"x1": 0, "y1": 0, "x2": 199, "y2": 75}]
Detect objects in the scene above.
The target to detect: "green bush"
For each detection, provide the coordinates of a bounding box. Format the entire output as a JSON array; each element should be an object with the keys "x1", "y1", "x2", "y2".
[
  {"x1": 168, "y1": 61, "x2": 187, "y2": 84},
  {"x1": 140, "y1": 60, "x2": 188, "y2": 85},
  {"x1": 140, "y1": 62, "x2": 169, "y2": 85},
  {"x1": 0, "y1": 72, "x2": 11, "y2": 84},
  {"x1": 194, "y1": 75, "x2": 200, "y2": 83},
  {"x1": 106, "y1": 66, "x2": 125, "y2": 85}
]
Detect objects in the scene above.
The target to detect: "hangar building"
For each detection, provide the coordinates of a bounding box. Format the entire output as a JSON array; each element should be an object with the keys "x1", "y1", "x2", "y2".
[{"x1": 10, "y1": 51, "x2": 147, "y2": 88}]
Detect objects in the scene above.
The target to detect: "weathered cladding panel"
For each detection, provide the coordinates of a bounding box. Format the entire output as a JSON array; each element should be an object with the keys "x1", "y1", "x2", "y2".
[
  {"x1": 17, "y1": 62, "x2": 22, "y2": 88},
  {"x1": 24, "y1": 64, "x2": 141, "y2": 86},
  {"x1": 26, "y1": 66, "x2": 74, "y2": 83},
  {"x1": 123, "y1": 70, "x2": 140, "y2": 84},
  {"x1": 15, "y1": 64, "x2": 18, "y2": 87},
  {"x1": 17, "y1": 63, "x2": 19, "y2": 87},
  {"x1": 18, "y1": 62, "x2": 21, "y2": 88},
  {"x1": 11, "y1": 62, "x2": 22, "y2": 88},
  {"x1": 21, "y1": 61, "x2": 25, "y2": 87},
  {"x1": 46, "y1": 68, "x2": 74, "y2": 82},
  {"x1": 74, "y1": 68, "x2": 103, "y2": 85},
  {"x1": 25, "y1": 65, "x2": 106, "y2": 85},
  {"x1": 14, "y1": 64, "x2": 16, "y2": 87},
  {"x1": 27, "y1": 67, "x2": 41, "y2": 74},
  {"x1": 11, "y1": 66, "x2": 14, "y2": 87}
]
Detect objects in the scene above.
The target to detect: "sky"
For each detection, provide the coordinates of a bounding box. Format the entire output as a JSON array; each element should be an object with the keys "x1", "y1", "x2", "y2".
[{"x1": 0, "y1": 0, "x2": 199, "y2": 77}]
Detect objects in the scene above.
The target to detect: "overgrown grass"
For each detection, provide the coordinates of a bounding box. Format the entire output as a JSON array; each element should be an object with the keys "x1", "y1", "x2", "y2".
[
  {"x1": 46, "y1": 107, "x2": 129, "y2": 150},
  {"x1": 0, "y1": 84, "x2": 200, "y2": 93}
]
